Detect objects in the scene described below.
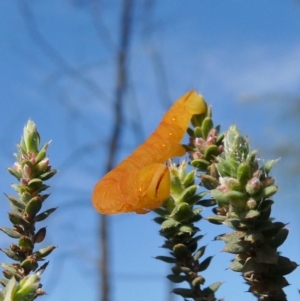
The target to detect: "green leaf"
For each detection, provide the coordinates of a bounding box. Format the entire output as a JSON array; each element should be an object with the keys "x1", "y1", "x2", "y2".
[
  {"x1": 172, "y1": 244, "x2": 190, "y2": 258},
  {"x1": 223, "y1": 191, "x2": 247, "y2": 209},
  {"x1": 191, "y1": 111, "x2": 207, "y2": 127},
  {"x1": 260, "y1": 185, "x2": 278, "y2": 198},
  {"x1": 237, "y1": 162, "x2": 252, "y2": 186},
  {"x1": 5, "y1": 195, "x2": 25, "y2": 211},
  {"x1": 169, "y1": 203, "x2": 194, "y2": 222},
  {"x1": 13, "y1": 274, "x2": 40, "y2": 301},
  {"x1": 34, "y1": 245, "x2": 56, "y2": 258},
  {"x1": 0, "y1": 264, "x2": 17, "y2": 275},
  {"x1": 229, "y1": 258, "x2": 244, "y2": 272},
  {"x1": 198, "y1": 256, "x2": 213, "y2": 271},
  {"x1": 270, "y1": 228, "x2": 289, "y2": 249},
  {"x1": 242, "y1": 257, "x2": 267, "y2": 278},
  {"x1": 206, "y1": 215, "x2": 226, "y2": 225},
  {"x1": 187, "y1": 234, "x2": 205, "y2": 251},
  {"x1": 200, "y1": 174, "x2": 219, "y2": 190},
  {"x1": 20, "y1": 192, "x2": 32, "y2": 204},
  {"x1": 172, "y1": 288, "x2": 193, "y2": 298},
  {"x1": 254, "y1": 244, "x2": 278, "y2": 264},
  {"x1": 35, "y1": 149, "x2": 47, "y2": 163},
  {"x1": 223, "y1": 218, "x2": 247, "y2": 230},
  {"x1": 166, "y1": 274, "x2": 186, "y2": 283},
  {"x1": 194, "y1": 126, "x2": 202, "y2": 138},
  {"x1": 27, "y1": 178, "x2": 43, "y2": 189},
  {"x1": 192, "y1": 276, "x2": 205, "y2": 286},
  {"x1": 19, "y1": 236, "x2": 34, "y2": 252},
  {"x1": 8, "y1": 213, "x2": 30, "y2": 227},
  {"x1": 183, "y1": 170, "x2": 196, "y2": 187},
  {"x1": 20, "y1": 258, "x2": 38, "y2": 274},
  {"x1": 262, "y1": 222, "x2": 286, "y2": 238},
  {"x1": 190, "y1": 159, "x2": 210, "y2": 170},
  {"x1": 244, "y1": 209, "x2": 260, "y2": 220},
  {"x1": 214, "y1": 231, "x2": 245, "y2": 243},
  {"x1": 270, "y1": 256, "x2": 299, "y2": 276},
  {"x1": 0, "y1": 227, "x2": 22, "y2": 239},
  {"x1": 203, "y1": 281, "x2": 222, "y2": 296},
  {"x1": 34, "y1": 207, "x2": 58, "y2": 222},
  {"x1": 177, "y1": 225, "x2": 197, "y2": 236},
  {"x1": 0, "y1": 248, "x2": 24, "y2": 261},
  {"x1": 176, "y1": 186, "x2": 198, "y2": 204},
  {"x1": 39, "y1": 170, "x2": 57, "y2": 181},
  {"x1": 259, "y1": 200, "x2": 274, "y2": 212},
  {"x1": 203, "y1": 145, "x2": 219, "y2": 160},
  {"x1": 262, "y1": 159, "x2": 279, "y2": 175},
  {"x1": 161, "y1": 219, "x2": 180, "y2": 230},
  {"x1": 153, "y1": 216, "x2": 165, "y2": 225},
  {"x1": 171, "y1": 266, "x2": 191, "y2": 274},
  {"x1": 23, "y1": 120, "x2": 40, "y2": 153},
  {"x1": 25, "y1": 197, "x2": 42, "y2": 218},
  {"x1": 152, "y1": 207, "x2": 168, "y2": 217},
  {"x1": 210, "y1": 189, "x2": 229, "y2": 207},
  {"x1": 223, "y1": 240, "x2": 251, "y2": 254},
  {"x1": 3, "y1": 277, "x2": 16, "y2": 301},
  {"x1": 154, "y1": 256, "x2": 176, "y2": 264},
  {"x1": 197, "y1": 199, "x2": 216, "y2": 207},
  {"x1": 201, "y1": 117, "x2": 214, "y2": 139},
  {"x1": 7, "y1": 168, "x2": 21, "y2": 181},
  {"x1": 193, "y1": 245, "x2": 207, "y2": 261},
  {"x1": 0, "y1": 278, "x2": 8, "y2": 288},
  {"x1": 217, "y1": 157, "x2": 236, "y2": 177}
]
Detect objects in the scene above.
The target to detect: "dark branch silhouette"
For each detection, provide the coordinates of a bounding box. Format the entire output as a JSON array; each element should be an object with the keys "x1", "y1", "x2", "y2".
[
  {"x1": 18, "y1": 0, "x2": 108, "y2": 100},
  {"x1": 100, "y1": 1, "x2": 133, "y2": 301}
]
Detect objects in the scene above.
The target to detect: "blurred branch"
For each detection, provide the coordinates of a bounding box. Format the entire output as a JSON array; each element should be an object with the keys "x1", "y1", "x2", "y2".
[
  {"x1": 142, "y1": 0, "x2": 172, "y2": 108},
  {"x1": 100, "y1": 1, "x2": 133, "y2": 301},
  {"x1": 91, "y1": 0, "x2": 116, "y2": 52},
  {"x1": 18, "y1": 0, "x2": 108, "y2": 100}
]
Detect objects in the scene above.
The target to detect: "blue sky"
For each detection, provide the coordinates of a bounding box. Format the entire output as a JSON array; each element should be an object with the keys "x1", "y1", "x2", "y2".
[{"x1": 1, "y1": 1, "x2": 300, "y2": 300}]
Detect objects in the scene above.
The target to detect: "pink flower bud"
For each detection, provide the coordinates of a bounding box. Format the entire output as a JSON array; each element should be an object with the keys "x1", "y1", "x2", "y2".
[
  {"x1": 23, "y1": 164, "x2": 33, "y2": 179},
  {"x1": 13, "y1": 162, "x2": 22, "y2": 173},
  {"x1": 206, "y1": 128, "x2": 217, "y2": 144},
  {"x1": 246, "y1": 177, "x2": 262, "y2": 195},
  {"x1": 21, "y1": 178, "x2": 29, "y2": 185},
  {"x1": 247, "y1": 198, "x2": 257, "y2": 209},
  {"x1": 37, "y1": 158, "x2": 51, "y2": 172}
]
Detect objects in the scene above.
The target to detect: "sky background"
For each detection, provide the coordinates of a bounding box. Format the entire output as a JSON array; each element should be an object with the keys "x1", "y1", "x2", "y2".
[{"x1": 1, "y1": 0, "x2": 300, "y2": 300}]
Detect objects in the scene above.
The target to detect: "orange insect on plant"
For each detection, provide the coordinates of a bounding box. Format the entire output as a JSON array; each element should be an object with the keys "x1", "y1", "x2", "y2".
[{"x1": 92, "y1": 90, "x2": 207, "y2": 214}]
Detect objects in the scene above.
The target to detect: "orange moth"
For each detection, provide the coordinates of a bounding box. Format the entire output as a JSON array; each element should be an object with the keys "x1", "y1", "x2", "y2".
[{"x1": 92, "y1": 90, "x2": 207, "y2": 214}]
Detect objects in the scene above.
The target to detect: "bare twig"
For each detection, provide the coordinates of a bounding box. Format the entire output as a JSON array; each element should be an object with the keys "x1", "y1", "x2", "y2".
[
  {"x1": 141, "y1": 0, "x2": 172, "y2": 108},
  {"x1": 100, "y1": 1, "x2": 133, "y2": 301},
  {"x1": 18, "y1": 0, "x2": 108, "y2": 100}
]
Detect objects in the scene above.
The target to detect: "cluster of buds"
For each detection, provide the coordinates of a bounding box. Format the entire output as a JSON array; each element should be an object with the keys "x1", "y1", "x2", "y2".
[
  {"x1": 187, "y1": 106, "x2": 225, "y2": 193},
  {"x1": 0, "y1": 120, "x2": 57, "y2": 300},
  {"x1": 154, "y1": 96, "x2": 298, "y2": 300},
  {"x1": 204, "y1": 125, "x2": 297, "y2": 300},
  {"x1": 153, "y1": 163, "x2": 222, "y2": 297},
  {"x1": 209, "y1": 125, "x2": 278, "y2": 219},
  {"x1": 187, "y1": 105, "x2": 223, "y2": 171}
]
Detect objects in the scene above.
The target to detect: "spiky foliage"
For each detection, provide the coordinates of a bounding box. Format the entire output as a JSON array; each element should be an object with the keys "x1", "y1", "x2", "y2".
[
  {"x1": 0, "y1": 120, "x2": 57, "y2": 301},
  {"x1": 189, "y1": 115, "x2": 298, "y2": 301},
  {"x1": 154, "y1": 105, "x2": 223, "y2": 301}
]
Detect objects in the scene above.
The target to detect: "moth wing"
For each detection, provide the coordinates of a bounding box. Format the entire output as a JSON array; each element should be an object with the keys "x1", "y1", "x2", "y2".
[
  {"x1": 162, "y1": 102, "x2": 191, "y2": 132},
  {"x1": 135, "y1": 163, "x2": 170, "y2": 211},
  {"x1": 180, "y1": 90, "x2": 207, "y2": 115},
  {"x1": 152, "y1": 121, "x2": 185, "y2": 141},
  {"x1": 144, "y1": 135, "x2": 186, "y2": 161},
  {"x1": 92, "y1": 174, "x2": 125, "y2": 214}
]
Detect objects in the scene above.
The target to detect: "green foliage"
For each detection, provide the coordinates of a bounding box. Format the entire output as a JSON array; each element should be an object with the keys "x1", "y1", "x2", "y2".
[
  {"x1": 0, "y1": 120, "x2": 57, "y2": 300},
  {"x1": 157, "y1": 101, "x2": 298, "y2": 301},
  {"x1": 189, "y1": 118, "x2": 298, "y2": 300}
]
